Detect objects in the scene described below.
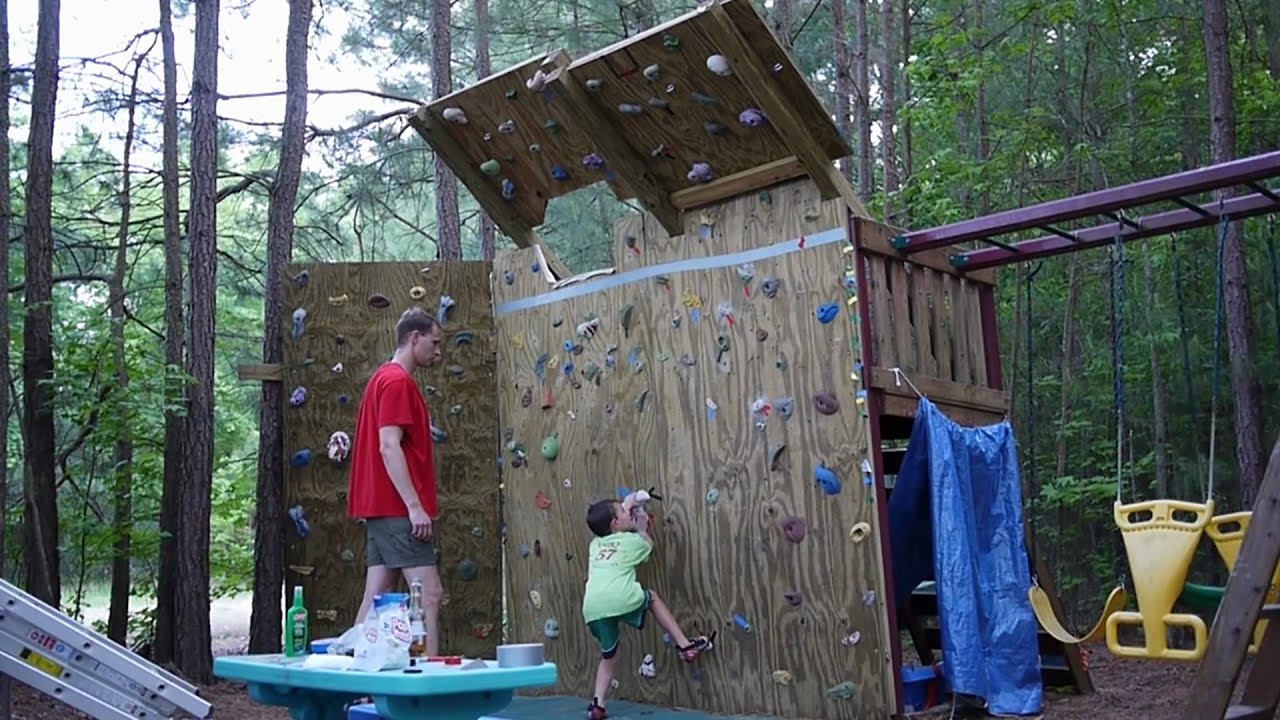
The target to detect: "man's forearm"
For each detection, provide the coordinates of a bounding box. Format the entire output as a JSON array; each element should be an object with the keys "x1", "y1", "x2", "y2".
[{"x1": 380, "y1": 445, "x2": 422, "y2": 511}]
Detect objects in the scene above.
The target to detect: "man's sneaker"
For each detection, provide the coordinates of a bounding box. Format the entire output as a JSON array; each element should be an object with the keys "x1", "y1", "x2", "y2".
[
  {"x1": 678, "y1": 633, "x2": 715, "y2": 663},
  {"x1": 587, "y1": 698, "x2": 608, "y2": 720}
]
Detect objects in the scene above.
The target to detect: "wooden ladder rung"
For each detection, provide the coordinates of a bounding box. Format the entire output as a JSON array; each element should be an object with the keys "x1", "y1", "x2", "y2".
[
  {"x1": 1259, "y1": 604, "x2": 1280, "y2": 619},
  {"x1": 1225, "y1": 704, "x2": 1275, "y2": 720}
]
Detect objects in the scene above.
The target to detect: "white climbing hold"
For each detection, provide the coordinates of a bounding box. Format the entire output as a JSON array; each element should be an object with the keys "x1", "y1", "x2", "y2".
[
  {"x1": 442, "y1": 107, "x2": 468, "y2": 124},
  {"x1": 327, "y1": 431, "x2": 351, "y2": 463},
  {"x1": 706, "y1": 54, "x2": 732, "y2": 76},
  {"x1": 529, "y1": 590, "x2": 543, "y2": 609},
  {"x1": 332, "y1": 362, "x2": 343, "y2": 373},
  {"x1": 526, "y1": 69, "x2": 548, "y2": 92},
  {"x1": 639, "y1": 654, "x2": 657, "y2": 678}
]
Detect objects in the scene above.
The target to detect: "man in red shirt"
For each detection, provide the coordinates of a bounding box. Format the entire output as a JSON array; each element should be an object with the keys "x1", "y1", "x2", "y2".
[{"x1": 347, "y1": 306, "x2": 445, "y2": 653}]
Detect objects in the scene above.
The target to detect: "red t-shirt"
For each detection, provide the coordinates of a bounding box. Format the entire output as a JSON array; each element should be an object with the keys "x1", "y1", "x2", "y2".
[{"x1": 347, "y1": 362, "x2": 438, "y2": 519}]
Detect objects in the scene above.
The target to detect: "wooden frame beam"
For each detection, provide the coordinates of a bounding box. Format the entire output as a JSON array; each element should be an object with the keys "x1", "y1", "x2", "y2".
[
  {"x1": 407, "y1": 107, "x2": 572, "y2": 280},
  {"x1": 669, "y1": 157, "x2": 806, "y2": 210},
  {"x1": 704, "y1": 3, "x2": 841, "y2": 202},
  {"x1": 870, "y1": 367, "x2": 1009, "y2": 416},
  {"x1": 548, "y1": 66, "x2": 684, "y2": 236}
]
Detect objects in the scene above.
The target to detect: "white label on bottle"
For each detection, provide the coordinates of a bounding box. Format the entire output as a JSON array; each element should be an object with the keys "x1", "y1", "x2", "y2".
[{"x1": 411, "y1": 621, "x2": 425, "y2": 636}]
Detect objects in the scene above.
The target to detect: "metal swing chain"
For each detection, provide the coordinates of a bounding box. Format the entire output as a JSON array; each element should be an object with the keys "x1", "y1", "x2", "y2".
[{"x1": 1207, "y1": 211, "x2": 1230, "y2": 505}]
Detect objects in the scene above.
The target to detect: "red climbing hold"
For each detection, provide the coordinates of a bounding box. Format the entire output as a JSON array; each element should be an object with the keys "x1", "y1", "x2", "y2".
[
  {"x1": 780, "y1": 515, "x2": 807, "y2": 543},
  {"x1": 813, "y1": 392, "x2": 840, "y2": 415},
  {"x1": 542, "y1": 388, "x2": 555, "y2": 409},
  {"x1": 535, "y1": 490, "x2": 552, "y2": 510}
]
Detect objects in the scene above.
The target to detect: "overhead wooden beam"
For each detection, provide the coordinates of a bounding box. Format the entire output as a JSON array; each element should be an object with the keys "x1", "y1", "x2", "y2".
[
  {"x1": 548, "y1": 67, "x2": 685, "y2": 236},
  {"x1": 870, "y1": 367, "x2": 1009, "y2": 415},
  {"x1": 408, "y1": 107, "x2": 571, "y2": 280},
  {"x1": 669, "y1": 156, "x2": 806, "y2": 210},
  {"x1": 704, "y1": 3, "x2": 841, "y2": 201}
]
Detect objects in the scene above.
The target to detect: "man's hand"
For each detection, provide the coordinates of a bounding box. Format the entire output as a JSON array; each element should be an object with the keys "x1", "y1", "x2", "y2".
[{"x1": 409, "y1": 506, "x2": 433, "y2": 540}]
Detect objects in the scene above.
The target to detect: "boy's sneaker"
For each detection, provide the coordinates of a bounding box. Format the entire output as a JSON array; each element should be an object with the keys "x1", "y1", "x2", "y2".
[
  {"x1": 587, "y1": 698, "x2": 608, "y2": 720},
  {"x1": 678, "y1": 633, "x2": 716, "y2": 663}
]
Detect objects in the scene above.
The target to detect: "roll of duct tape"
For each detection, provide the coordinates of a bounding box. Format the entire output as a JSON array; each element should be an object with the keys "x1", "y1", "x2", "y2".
[{"x1": 496, "y1": 643, "x2": 546, "y2": 668}]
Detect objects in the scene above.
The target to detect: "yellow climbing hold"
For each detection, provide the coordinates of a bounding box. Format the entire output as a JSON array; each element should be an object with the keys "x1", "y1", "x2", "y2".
[
  {"x1": 771, "y1": 670, "x2": 793, "y2": 686},
  {"x1": 529, "y1": 590, "x2": 543, "y2": 609},
  {"x1": 682, "y1": 288, "x2": 703, "y2": 309},
  {"x1": 410, "y1": 285, "x2": 427, "y2": 300},
  {"x1": 328, "y1": 294, "x2": 349, "y2": 306},
  {"x1": 849, "y1": 522, "x2": 871, "y2": 543},
  {"x1": 546, "y1": 355, "x2": 559, "y2": 370}
]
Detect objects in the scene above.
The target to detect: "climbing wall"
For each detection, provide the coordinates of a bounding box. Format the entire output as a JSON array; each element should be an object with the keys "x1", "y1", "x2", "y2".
[
  {"x1": 281, "y1": 261, "x2": 502, "y2": 657},
  {"x1": 493, "y1": 180, "x2": 895, "y2": 719}
]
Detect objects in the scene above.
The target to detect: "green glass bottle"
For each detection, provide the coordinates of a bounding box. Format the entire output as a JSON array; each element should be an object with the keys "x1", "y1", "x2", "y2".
[{"x1": 284, "y1": 585, "x2": 309, "y2": 657}]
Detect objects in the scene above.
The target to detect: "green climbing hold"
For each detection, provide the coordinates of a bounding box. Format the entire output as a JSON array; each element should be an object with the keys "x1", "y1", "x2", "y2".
[
  {"x1": 541, "y1": 433, "x2": 560, "y2": 460},
  {"x1": 458, "y1": 559, "x2": 479, "y2": 581},
  {"x1": 662, "y1": 33, "x2": 680, "y2": 49},
  {"x1": 481, "y1": 159, "x2": 501, "y2": 175},
  {"x1": 620, "y1": 305, "x2": 634, "y2": 337},
  {"x1": 505, "y1": 89, "x2": 518, "y2": 99},
  {"x1": 826, "y1": 681, "x2": 857, "y2": 701}
]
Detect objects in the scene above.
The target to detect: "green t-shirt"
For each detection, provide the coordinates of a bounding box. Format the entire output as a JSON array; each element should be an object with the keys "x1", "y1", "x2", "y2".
[{"x1": 582, "y1": 531, "x2": 652, "y2": 623}]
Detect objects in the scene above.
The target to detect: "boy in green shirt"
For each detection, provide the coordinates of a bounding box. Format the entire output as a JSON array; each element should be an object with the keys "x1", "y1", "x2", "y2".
[{"x1": 581, "y1": 494, "x2": 713, "y2": 720}]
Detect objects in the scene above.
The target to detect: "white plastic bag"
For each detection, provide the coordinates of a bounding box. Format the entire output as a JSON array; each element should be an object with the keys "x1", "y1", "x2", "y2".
[{"x1": 351, "y1": 601, "x2": 412, "y2": 672}]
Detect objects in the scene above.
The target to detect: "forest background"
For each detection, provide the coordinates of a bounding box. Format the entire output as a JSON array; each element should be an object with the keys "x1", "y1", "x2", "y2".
[{"x1": 3, "y1": 0, "x2": 1280, "y2": 686}]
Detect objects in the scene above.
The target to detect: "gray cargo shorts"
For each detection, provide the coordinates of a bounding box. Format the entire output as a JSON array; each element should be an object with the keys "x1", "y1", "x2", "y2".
[{"x1": 364, "y1": 517, "x2": 438, "y2": 569}]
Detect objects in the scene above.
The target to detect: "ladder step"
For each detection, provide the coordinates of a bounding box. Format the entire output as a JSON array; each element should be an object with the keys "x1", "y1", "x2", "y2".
[
  {"x1": 1260, "y1": 604, "x2": 1280, "y2": 619},
  {"x1": 1225, "y1": 704, "x2": 1276, "y2": 720}
]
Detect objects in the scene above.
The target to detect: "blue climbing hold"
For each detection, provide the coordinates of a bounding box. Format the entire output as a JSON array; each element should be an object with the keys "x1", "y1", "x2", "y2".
[
  {"x1": 501, "y1": 178, "x2": 517, "y2": 200},
  {"x1": 288, "y1": 505, "x2": 310, "y2": 537},
  {"x1": 816, "y1": 303, "x2": 840, "y2": 324},
  {"x1": 815, "y1": 463, "x2": 842, "y2": 495},
  {"x1": 290, "y1": 308, "x2": 307, "y2": 340},
  {"x1": 616, "y1": 486, "x2": 632, "y2": 500},
  {"x1": 563, "y1": 362, "x2": 575, "y2": 377},
  {"x1": 291, "y1": 449, "x2": 312, "y2": 468},
  {"x1": 733, "y1": 614, "x2": 752, "y2": 632},
  {"x1": 551, "y1": 165, "x2": 570, "y2": 181}
]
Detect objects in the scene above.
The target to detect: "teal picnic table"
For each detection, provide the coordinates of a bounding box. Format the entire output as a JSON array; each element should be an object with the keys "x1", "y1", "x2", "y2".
[{"x1": 213, "y1": 654, "x2": 558, "y2": 720}]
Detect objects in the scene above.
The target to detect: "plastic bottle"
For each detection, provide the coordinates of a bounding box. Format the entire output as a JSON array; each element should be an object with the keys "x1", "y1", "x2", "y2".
[{"x1": 284, "y1": 586, "x2": 309, "y2": 657}]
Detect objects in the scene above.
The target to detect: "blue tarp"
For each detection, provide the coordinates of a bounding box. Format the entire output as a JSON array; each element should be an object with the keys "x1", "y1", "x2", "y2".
[{"x1": 888, "y1": 398, "x2": 1043, "y2": 716}]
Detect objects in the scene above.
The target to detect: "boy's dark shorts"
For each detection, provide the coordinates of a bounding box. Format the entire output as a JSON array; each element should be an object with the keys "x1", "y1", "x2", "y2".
[
  {"x1": 587, "y1": 590, "x2": 652, "y2": 659},
  {"x1": 365, "y1": 517, "x2": 438, "y2": 569}
]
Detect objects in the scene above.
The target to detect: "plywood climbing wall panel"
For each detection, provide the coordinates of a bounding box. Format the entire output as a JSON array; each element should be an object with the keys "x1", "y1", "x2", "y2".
[
  {"x1": 281, "y1": 261, "x2": 501, "y2": 657},
  {"x1": 493, "y1": 194, "x2": 893, "y2": 719}
]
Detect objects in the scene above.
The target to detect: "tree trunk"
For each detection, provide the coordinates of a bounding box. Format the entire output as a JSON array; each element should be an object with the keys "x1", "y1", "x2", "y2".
[
  {"x1": 22, "y1": 0, "x2": 62, "y2": 608},
  {"x1": 432, "y1": 0, "x2": 461, "y2": 260},
  {"x1": 877, "y1": 0, "x2": 899, "y2": 223},
  {"x1": 832, "y1": 0, "x2": 853, "y2": 180},
  {"x1": 1204, "y1": 0, "x2": 1266, "y2": 507},
  {"x1": 152, "y1": 0, "x2": 183, "y2": 666},
  {"x1": 0, "y1": 0, "x2": 13, "y2": 708},
  {"x1": 1263, "y1": 0, "x2": 1280, "y2": 82},
  {"x1": 853, "y1": 0, "x2": 872, "y2": 200},
  {"x1": 900, "y1": 0, "x2": 912, "y2": 188},
  {"x1": 475, "y1": 0, "x2": 495, "y2": 261},
  {"x1": 107, "y1": 44, "x2": 147, "y2": 646},
  {"x1": 178, "y1": 0, "x2": 220, "y2": 683},
  {"x1": 250, "y1": 0, "x2": 311, "y2": 655}
]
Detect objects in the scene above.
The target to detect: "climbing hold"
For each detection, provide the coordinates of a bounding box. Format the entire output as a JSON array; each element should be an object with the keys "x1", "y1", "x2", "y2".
[
  {"x1": 409, "y1": 285, "x2": 427, "y2": 300},
  {"x1": 498, "y1": 119, "x2": 516, "y2": 134},
  {"x1": 691, "y1": 91, "x2": 717, "y2": 105},
  {"x1": 783, "y1": 591, "x2": 803, "y2": 608},
  {"x1": 662, "y1": 33, "x2": 680, "y2": 49},
  {"x1": 733, "y1": 614, "x2": 752, "y2": 632},
  {"x1": 862, "y1": 590, "x2": 877, "y2": 607},
  {"x1": 526, "y1": 69, "x2": 548, "y2": 92},
  {"x1": 471, "y1": 526, "x2": 485, "y2": 537},
  {"x1": 739, "y1": 108, "x2": 767, "y2": 127},
  {"x1": 577, "y1": 317, "x2": 600, "y2": 338},
  {"x1": 842, "y1": 631, "x2": 862, "y2": 647},
  {"x1": 518, "y1": 543, "x2": 531, "y2": 558},
  {"x1": 620, "y1": 305, "x2": 634, "y2": 337},
  {"x1": 643, "y1": 64, "x2": 661, "y2": 81},
  {"x1": 705, "y1": 398, "x2": 718, "y2": 421},
  {"x1": 442, "y1": 107, "x2": 467, "y2": 124},
  {"x1": 529, "y1": 143, "x2": 541, "y2": 153},
  {"x1": 437, "y1": 295, "x2": 456, "y2": 324},
  {"x1": 544, "y1": 618, "x2": 560, "y2": 639},
  {"x1": 780, "y1": 515, "x2": 807, "y2": 543},
  {"x1": 635, "y1": 389, "x2": 650, "y2": 413},
  {"x1": 706, "y1": 54, "x2": 732, "y2": 76},
  {"x1": 648, "y1": 97, "x2": 669, "y2": 110},
  {"x1": 550, "y1": 165, "x2": 570, "y2": 182},
  {"x1": 772, "y1": 670, "x2": 794, "y2": 686},
  {"x1": 705, "y1": 488, "x2": 720, "y2": 505},
  {"x1": 585, "y1": 78, "x2": 604, "y2": 91},
  {"x1": 627, "y1": 346, "x2": 644, "y2": 373},
  {"x1": 535, "y1": 490, "x2": 552, "y2": 510},
  {"x1": 639, "y1": 654, "x2": 657, "y2": 678},
  {"x1": 582, "y1": 153, "x2": 606, "y2": 170},
  {"x1": 430, "y1": 423, "x2": 449, "y2": 443},
  {"x1": 292, "y1": 270, "x2": 309, "y2": 287},
  {"x1": 777, "y1": 397, "x2": 795, "y2": 419},
  {"x1": 290, "y1": 308, "x2": 307, "y2": 340},
  {"x1": 543, "y1": 119, "x2": 561, "y2": 133},
  {"x1": 340, "y1": 549, "x2": 355, "y2": 562},
  {"x1": 618, "y1": 103, "x2": 644, "y2": 116},
  {"x1": 849, "y1": 522, "x2": 871, "y2": 543},
  {"x1": 288, "y1": 505, "x2": 310, "y2": 537},
  {"x1": 562, "y1": 477, "x2": 572, "y2": 489},
  {"x1": 335, "y1": 335, "x2": 346, "y2": 345},
  {"x1": 290, "y1": 386, "x2": 308, "y2": 408},
  {"x1": 815, "y1": 463, "x2": 842, "y2": 495},
  {"x1": 826, "y1": 681, "x2": 857, "y2": 701},
  {"x1": 814, "y1": 392, "x2": 840, "y2": 415},
  {"x1": 457, "y1": 559, "x2": 479, "y2": 581},
  {"x1": 750, "y1": 396, "x2": 772, "y2": 426},
  {"x1": 447, "y1": 364, "x2": 464, "y2": 377},
  {"x1": 687, "y1": 162, "x2": 714, "y2": 183},
  {"x1": 584, "y1": 364, "x2": 600, "y2": 384},
  {"x1": 816, "y1": 302, "x2": 840, "y2": 324},
  {"x1": 480, "y1": 159, "x2": 501, "y2": 175},
  {"x1": 453, "y1": 330, "x2": 475, "y2": 346},
  {"x1": 505, "y1": 88, "x2": 517, "y2": 99},
  {"x1": 534, "y1": 539, "x2": 542, "y2": 557},
  {"x1": 704, "y1": 121, "x2": 728, "y2": 137},
  {"x1": 338, "y1": 394, "x2": 350, "y2": 405},
  {"x1": 529, "y1": 590, "x2": 543, "y2": 609},
  {"x1": 520, "y1": 387, "x2": 533, "y2": 408},
  {"x1": 542, "y1": 388, "x2": 555, "y2": 409},
  {"x1": 327, "y1": 431, "x2": 351, "y2": 463},
  {"x1": 473, "y1": 623, "x2": 495, "y2": 639},
  {"x1": 503, "y1": 269, "x2": 515, "y2": 285},
  {"x1": 541, "y1": 433, "x2": 560, "y2": 460},
  {"x1": 679, "y1": 353, "x2": 696, "y2": 367},
  {"x1": 769, "y1": 444, "x2": 788, "y2": 472},
  {"x1": 449, "y1": 404, "x2": 463, "y2": 416},
  {"x1": 368, "y1": 293, "x2": 391, "y2": 309},
  {"x1": 755, "y1": 329, "x2": 768, "y2": 342},
  {"x1": 761, "y1": 277, "x2": 781, "y2": 298},
  {"x1": 501, "y1": 179, "x2": 516, "y2": 200}
]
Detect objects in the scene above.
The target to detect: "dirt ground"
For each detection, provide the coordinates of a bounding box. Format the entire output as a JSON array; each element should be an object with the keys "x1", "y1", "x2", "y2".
[{"x1": 3, "y1": 641, "x2": 1264, "y2": 718}]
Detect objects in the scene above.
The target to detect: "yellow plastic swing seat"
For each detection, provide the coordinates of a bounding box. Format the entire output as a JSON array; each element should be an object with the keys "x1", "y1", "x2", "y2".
[
  {"x1": 1206, "y1": 511, "x2": 1280, "y2": 655},
  {"x1": 1105, "y1": 498, "x2": 1214, "y2": 661},
  {"x1": 1030, "y1": 583, "x2": 1127, "y2": 645}
]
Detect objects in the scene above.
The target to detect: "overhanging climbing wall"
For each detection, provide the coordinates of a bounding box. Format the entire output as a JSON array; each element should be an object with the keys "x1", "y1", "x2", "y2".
[
  {"x1": 281, "y1": 261, "x2": 501, "y2": 657},
  {"x1": 493, "y1": 180, "x2": 894, "y2": 719}
]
